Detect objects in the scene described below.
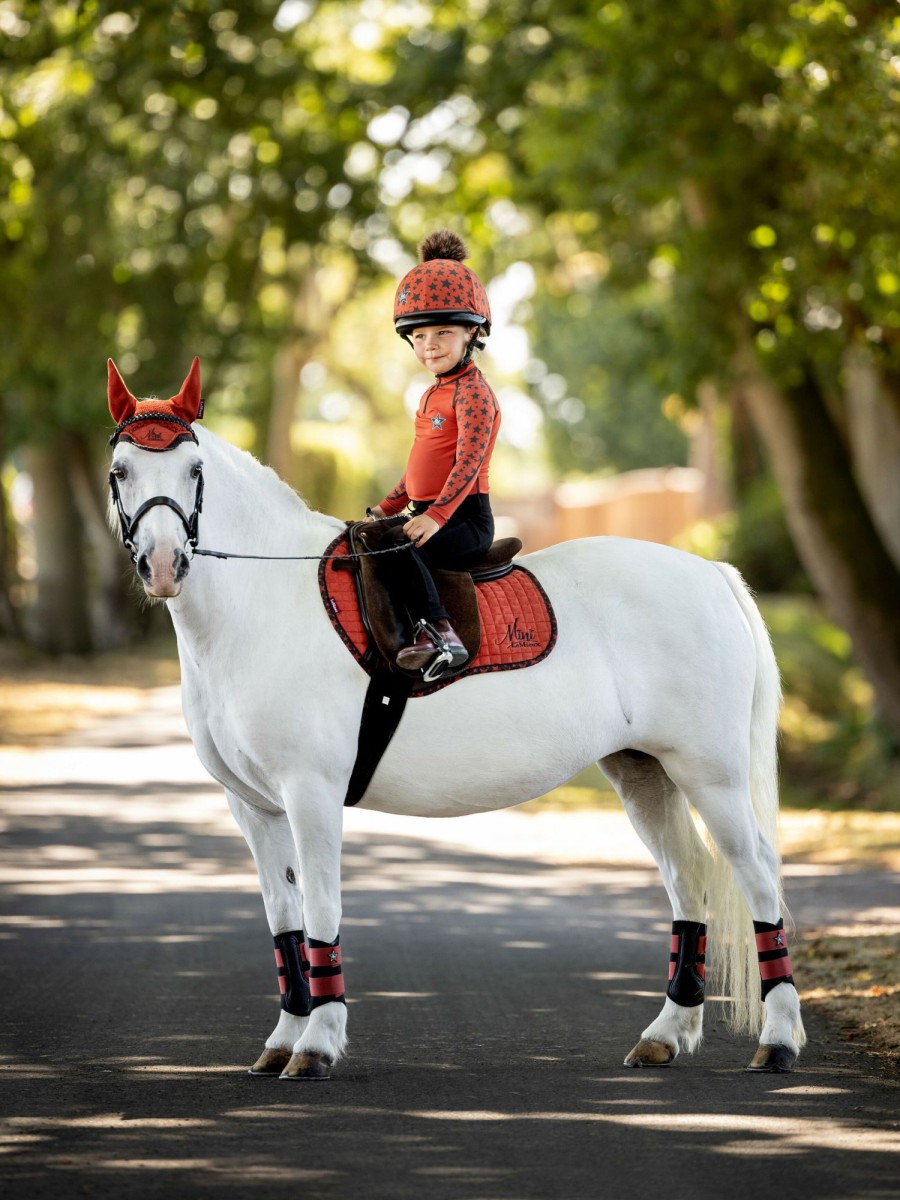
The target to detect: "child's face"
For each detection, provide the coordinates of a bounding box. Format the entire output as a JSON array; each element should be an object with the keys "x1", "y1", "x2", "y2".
[{"x1": 410, "y1": 325, "x2": 473, "y2": 374}]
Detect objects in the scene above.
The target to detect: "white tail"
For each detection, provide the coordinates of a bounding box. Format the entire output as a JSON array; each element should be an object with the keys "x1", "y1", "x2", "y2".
[{"x1": 706, "y1": 562, "x2": 784, "y2": 1036}]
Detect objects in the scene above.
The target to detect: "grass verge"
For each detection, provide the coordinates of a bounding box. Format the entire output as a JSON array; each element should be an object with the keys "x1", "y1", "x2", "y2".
[{"x1": 794, "y1": 933, "x2": 899, "y2": 1070}]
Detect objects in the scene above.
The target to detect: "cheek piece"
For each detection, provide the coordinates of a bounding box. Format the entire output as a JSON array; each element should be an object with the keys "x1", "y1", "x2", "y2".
[{"x1": 666, "y1": 920, "x2": 707, "y2": 1007}]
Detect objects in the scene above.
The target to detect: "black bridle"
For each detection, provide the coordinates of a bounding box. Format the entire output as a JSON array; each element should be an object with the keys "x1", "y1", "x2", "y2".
[
  {"x1": 108, "y1": 413, "x2": 204, "y2": 564},
  {"x1": 109, "y1": 469, "x2": 204, "y2": 564}
]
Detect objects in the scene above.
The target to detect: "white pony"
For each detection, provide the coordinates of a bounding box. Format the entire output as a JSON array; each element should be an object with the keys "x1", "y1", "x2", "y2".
[{"x1": 106, "y1": 358, "x2": 805, "y2": 1079}]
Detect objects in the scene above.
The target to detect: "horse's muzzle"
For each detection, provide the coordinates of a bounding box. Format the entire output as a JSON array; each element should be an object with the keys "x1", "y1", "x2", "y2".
[{"x1": 138, "y1": 546, "x2": 191, "y2": 598}]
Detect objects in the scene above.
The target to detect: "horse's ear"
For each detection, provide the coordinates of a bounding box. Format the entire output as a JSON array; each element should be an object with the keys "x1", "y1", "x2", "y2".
[
  {"x1": 169, "y1": 357, "x2": 203, "y2": 422},
  {"x1": 108, "y1": 359, "x2": 137, "y2": 424}
]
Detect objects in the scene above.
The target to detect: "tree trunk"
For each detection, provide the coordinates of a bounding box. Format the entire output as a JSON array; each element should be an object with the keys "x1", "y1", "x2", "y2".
[
  {"x1": 266, "y1": 339, "x2": 307, "y2": 480},
  {"x1": 0, "y1": 407, "x2": 23, "y2": 638},
  {"x1": 69, "y1": 433, "x2": 136, "y2": 649},
  {"x1": 736, "y1": 349, "x2": 900, "y2": 735},
  {"x1": 689, "y1": 378, "x2": 731, "y2": 517},
  {"x1": 23, "y1": 435, "x2": 93, "y2": 654},
  {"x1": 843, "y1": 348, "x2": 900, "y2": 571}
]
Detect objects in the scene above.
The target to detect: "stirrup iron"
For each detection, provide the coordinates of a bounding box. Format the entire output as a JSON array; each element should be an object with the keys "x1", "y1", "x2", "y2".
[
  {"x1": 411, "y1": 620, "x2": 454, "y2": 683},
  {"x1": 422, "y1": 647, "x2": 454, "y2": 683}
]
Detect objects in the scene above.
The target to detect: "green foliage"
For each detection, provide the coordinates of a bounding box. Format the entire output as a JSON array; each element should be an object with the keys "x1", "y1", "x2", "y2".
[
  {"x1": 530, "y1": 284, "x2": 689, "y2": 475},
  {"x1": 390, "y1": 0, "x2": 900, "y2": 394},
  {"x1": 0, "y1": 1, "x2": 396, "y2": 443},
  {"x1": 727, "y1": 475, "x2": 811, "y2": 593},
  {"x1": 2, "y1": 0, "x2": 900, "y2": 745},
  {"x1": 678, "y1": 475, "x2": 811, "y2": 594},
  {"x1": 761, "y1": 597, "x2": 900, "y2": 809}
]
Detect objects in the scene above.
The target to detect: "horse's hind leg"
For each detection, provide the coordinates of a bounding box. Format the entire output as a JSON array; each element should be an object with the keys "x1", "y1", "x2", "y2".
[
  {"x1": 660, "y1": 762, "x2": 805, "y2": 1072},
  {"x1": 600, "y1": 750, "x2": 713, "y2": 1067}
]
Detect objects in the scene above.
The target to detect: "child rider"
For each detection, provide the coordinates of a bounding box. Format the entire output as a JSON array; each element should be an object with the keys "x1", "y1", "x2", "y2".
[{"x1": 366, "y1": 230, "x2": 501, "y2": 678}]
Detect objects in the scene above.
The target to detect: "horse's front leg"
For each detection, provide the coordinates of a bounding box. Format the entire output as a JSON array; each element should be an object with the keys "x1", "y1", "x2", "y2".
[
  {"x1": 279, "y1": 783, "x2": 347, "y2": 1080},
  {"x1": 224, "y1": 792, "x2": 310, "y2": 1077}
]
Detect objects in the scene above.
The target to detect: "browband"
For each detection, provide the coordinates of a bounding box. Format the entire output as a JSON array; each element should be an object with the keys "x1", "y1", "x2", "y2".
[{"x1": 109, "y1": 411, "x2": 199, "y2": 448}]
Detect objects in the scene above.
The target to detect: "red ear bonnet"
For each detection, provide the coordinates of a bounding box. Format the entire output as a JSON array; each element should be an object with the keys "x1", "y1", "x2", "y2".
[
  {"x1": 108, "y1": 357, "x2": 203, "y2": 450},
  {"x1": 108, "y1": 359, "x2": 138, "y2": 424},
  {"x1": 170, "y1": 356, "x2": 203, "y2": 423}
]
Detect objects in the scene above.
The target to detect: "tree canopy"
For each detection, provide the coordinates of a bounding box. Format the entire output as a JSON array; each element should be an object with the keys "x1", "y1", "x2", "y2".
[
  {"x1": 2, "y1": 0, "x2": 900, "y2": 734},
  {"x1": 383, "y1": 0, "x2": 900, "y2": 730}
]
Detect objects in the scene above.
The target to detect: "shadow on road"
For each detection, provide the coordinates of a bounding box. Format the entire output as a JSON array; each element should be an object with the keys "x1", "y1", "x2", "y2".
[{"x1": 1, "y1": 717, "x2": 898, "y2": 1199}]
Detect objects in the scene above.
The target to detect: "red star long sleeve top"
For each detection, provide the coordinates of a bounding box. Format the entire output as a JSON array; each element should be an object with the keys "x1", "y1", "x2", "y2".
[{"x1": 377, "y1": 361, "x2": 501, "y2": 528}]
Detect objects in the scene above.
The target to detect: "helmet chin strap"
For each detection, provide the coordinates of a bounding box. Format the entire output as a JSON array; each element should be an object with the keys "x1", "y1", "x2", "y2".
[{"x1": 450, "y1": 327, "x2": 479, "y2": 372}]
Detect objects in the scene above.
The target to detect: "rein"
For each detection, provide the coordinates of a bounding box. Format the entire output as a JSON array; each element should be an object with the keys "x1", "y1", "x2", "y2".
[
  {"x1": 108, "y1": 412, "x2": 416, "y2": 565},
  {"x1": 192, "y1": 541, "x2": 414, "y2": 563},
  {"x1": 109, "y1": 466, "x2": 413, "y2": 565}
]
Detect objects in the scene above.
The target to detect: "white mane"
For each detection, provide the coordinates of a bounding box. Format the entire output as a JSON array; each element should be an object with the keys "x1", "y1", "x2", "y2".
[
  {"x1": 174, "y1": 427, "x2": 344, "y2": 572},
  {"x1": 196, "y1": 425, "x2": 345, "y2": 537}
]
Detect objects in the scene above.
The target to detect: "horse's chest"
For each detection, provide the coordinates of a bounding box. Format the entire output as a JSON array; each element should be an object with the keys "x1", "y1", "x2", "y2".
[{"x1": 181, "y1": 673, "x2": 277, "y2": 792}]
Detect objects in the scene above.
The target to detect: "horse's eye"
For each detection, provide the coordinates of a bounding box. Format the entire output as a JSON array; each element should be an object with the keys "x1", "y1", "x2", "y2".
[
  {"x1": 190, "y1": 463, "x2": 202, "y2": 479},
  {"x1": 111, "y1": 465, "x2": 127, "y2": 481}
]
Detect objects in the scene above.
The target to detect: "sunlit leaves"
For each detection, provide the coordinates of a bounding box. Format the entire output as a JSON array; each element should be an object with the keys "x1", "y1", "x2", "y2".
[
  {"x1": 0, "y1": 0, "x2": 414, "y2": 448},
  {"x1": 751, "y1": 225, "x2": 778, "y2": 249}
]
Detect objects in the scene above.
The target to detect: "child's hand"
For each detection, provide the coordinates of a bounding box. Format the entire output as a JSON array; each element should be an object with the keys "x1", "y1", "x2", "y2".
[{"x1": 403, "y1": 514, "x2": 439, "y2": 546}]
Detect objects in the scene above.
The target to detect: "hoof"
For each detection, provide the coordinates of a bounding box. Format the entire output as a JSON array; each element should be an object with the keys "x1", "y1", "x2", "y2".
[
  {"x1": 623, "y1": 1038, "x2": 675, "y2": 1068},
  {"x1": 248, "y1": 1047, "x2": 292, "y2": 1076},
  {"x1": 747, "y1": 1043, "x2": 797, "y2": 1073},
  {"x1": 280, "y1": 1051, "x2": 333, "y2": 1080}
]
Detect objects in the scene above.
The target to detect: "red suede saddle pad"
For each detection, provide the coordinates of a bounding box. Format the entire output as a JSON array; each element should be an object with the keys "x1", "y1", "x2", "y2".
[{"x1": 318, "y1": 531, "x2": 557, "y2": 696}]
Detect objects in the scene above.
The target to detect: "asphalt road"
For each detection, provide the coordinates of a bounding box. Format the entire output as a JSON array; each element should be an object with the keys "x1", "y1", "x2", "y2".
[{"x1": 0, "y1": 689, "x2": 897, "y2": 1200}]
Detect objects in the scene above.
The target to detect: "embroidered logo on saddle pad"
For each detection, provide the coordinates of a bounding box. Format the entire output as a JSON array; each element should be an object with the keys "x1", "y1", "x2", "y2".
[{"x1": 318, "y1": 531, "x2": 557, "y2": 695}]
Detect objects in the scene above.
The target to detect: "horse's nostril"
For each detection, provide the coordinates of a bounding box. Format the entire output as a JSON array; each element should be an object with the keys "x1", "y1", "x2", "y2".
[
  {"x1": 137, "y1": 553, "x2": 152, "y2": 581},
  {"x1": 175, "y1": 551, "x2": 190, "y2": 582}
]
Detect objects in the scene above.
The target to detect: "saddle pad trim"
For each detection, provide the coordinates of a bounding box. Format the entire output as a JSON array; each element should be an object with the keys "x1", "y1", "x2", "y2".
[{"x1": 318, "y1": 531, "x2": 558, "y2": 697}]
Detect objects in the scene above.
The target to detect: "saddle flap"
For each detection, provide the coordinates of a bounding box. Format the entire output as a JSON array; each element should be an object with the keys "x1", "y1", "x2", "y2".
[
  {"x1": 431, "y1": 569, "x2": 480, "y2": 663},
  {"x1": 352, "y1": 522, "x2": 406, "y2": 661}
]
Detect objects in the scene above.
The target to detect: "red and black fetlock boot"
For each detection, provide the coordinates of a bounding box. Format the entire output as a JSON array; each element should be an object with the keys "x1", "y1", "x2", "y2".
[{"x1": 753, "y1": 918, "x2": 795, "y2": 998}]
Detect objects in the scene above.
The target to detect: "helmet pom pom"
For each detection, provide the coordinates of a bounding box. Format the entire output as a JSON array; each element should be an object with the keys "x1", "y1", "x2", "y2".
[{"x1": 420, "y1": 230, "x2": 467, "y2": 263}]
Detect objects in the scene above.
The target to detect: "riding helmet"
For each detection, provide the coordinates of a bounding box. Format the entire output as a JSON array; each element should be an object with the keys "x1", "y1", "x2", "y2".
[{"x1": 393, "y1": 231, "x2": 491, "y2": 343}]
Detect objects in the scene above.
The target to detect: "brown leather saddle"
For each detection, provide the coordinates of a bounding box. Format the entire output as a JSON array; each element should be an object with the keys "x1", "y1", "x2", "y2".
[{"x1": 342, "y1": 518, "x2": 522, "y2": 680}]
